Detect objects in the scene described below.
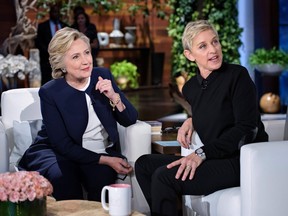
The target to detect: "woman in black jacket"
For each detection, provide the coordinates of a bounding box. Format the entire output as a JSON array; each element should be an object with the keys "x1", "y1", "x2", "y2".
[{"x1": 135, "y1": 20, "x2": 268, "y2": 216}]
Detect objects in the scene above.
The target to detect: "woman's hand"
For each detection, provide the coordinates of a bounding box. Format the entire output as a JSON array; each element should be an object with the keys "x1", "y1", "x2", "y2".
[
  {"x1": 95, "y1": 76, "x2": 115, "y2": 98},
  {"x1": 167, "y1": 153, "x2": 202, "y2": 181},
  {"x1": 99, "y1": 155, "x2": 133, "y2": 175},
  {"x1": 177, "y1": 117, "x2": 194, "y2": 149},
  {"x1": 95, "y1": 76, "x2": 125, "y2": 111}
]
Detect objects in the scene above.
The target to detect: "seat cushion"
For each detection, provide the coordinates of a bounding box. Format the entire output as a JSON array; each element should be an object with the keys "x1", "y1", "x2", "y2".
[{"x1": 183, "y1": 187, "x2": 241, "y2": 216}]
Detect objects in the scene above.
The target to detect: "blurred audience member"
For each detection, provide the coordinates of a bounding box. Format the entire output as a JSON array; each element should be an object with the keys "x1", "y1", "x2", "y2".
[
  {"x1": 72, "y1": 11, "x2": 100, "y2": 67},
  {"x1": 36, "y1": 3, "x2": 68, "y2": 85},
  {"x1": 73, "y1": 5, "x2": 85, "y2": 16}
]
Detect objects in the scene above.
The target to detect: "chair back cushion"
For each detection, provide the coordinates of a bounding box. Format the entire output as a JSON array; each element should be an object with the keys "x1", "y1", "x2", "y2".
[
  {"x1": 1, "y1": 88, "x2": 42, "y2": 170},
  {"x1": 1, "y1": 88, "x2": 41, "y2": 129}
]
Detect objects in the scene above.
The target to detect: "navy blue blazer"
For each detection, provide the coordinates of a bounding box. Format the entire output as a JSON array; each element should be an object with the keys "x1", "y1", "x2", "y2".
[{"x1": 19, "y1": 67, "x2": 138, "y2": 174}]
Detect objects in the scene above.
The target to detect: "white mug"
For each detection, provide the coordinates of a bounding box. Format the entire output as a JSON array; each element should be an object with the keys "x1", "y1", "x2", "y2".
[{"x1": 101, "y1": 183, "x2": 132, "y2": 216}]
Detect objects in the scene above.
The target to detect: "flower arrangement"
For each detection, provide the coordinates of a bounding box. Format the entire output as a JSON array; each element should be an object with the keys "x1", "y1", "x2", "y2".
[
  {"x1": 0, "y1": 171, "x2": 53, "y2": 203},
  {"x1": 0, "y1": 53, "x2": 40, "y2": 89},
  {"x1": 0, "y1": 54, "x2": 38, "y2": 79}
]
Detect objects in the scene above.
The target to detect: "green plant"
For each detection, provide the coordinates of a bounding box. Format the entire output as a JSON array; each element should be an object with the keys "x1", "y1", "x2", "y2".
[
  {"x1": 110, "y1": 60, "x2": 139, "y2": 89},
  {"x1": 249, "y1": 47, "x2": 288, "y2": 67},
  {"x1": 167, "y1": 0, "x2": 243, "y2": 79}
]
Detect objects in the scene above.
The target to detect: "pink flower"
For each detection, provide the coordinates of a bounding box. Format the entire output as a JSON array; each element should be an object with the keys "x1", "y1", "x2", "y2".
[{"x1": 0, "y1": 171, "x2": 53, "y2": 203}]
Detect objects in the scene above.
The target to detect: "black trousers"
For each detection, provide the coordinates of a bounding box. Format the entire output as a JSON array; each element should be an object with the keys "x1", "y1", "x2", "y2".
[
  {"x1": 45, "y1": 159, "x2": 117, "y2": 201},
  {"x1": 135, "y1": 154, "x2": 240, "y2": 216}
]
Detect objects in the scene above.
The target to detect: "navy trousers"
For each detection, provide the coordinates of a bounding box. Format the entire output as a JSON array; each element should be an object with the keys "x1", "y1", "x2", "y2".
[{"x1": 45, "y1": 159, "x2": 117, "y2": 201}]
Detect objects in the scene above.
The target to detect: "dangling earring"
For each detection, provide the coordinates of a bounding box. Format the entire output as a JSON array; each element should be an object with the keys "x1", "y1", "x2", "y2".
[{"x1": 62, "y1": 68, "x2": 66, "y2": 73}]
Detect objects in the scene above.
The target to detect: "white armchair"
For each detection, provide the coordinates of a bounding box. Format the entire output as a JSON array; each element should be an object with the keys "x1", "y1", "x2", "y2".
[
  {"x1": 0, "y1": 87, "x2": 151, "y2": 214},
  {"x1": 182, "y1": 116, "x2": 288, "y2": 216}
]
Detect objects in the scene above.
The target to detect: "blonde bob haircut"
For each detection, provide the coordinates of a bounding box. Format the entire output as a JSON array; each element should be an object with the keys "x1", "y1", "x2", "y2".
[
  {"x1": 182, "y1": 20, "x2": 219, "y2": 51},
  {"x1": 48, "y1": 27, "x2": 90, "y2": 79}
]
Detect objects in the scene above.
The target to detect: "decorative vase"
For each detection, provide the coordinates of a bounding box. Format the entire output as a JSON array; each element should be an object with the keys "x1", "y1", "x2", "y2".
[
  {"x1": 29, "y1": 48, "x2": 41, "y2": 87},
  {"x1": 109, "y1": 18, "x2": 124, "y2": 47},
  {"x1": 260, "y1": 92, "x2": 281, "y2": 113},
  {"x1": 0, "y1": 197, "x2": 47, "y2": 216},
  {"x1": 116, "y1": 76, "x2": 128, "y2": 89},
  {"x1": 97, "y1": 32, "x2": 109, "y2": 47},
  {"x1": 256, "y1": 64, "x2": 284, "y2": 76},
  {"x1": 1, "y1": 74, "x2": 18, "y2": 90},
  {"x1": 124, "y1": 26, "x2": 137, "y2": 48}
]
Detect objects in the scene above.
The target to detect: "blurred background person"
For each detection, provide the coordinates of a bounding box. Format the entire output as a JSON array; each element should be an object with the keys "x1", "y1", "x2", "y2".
[
  {"x1": 72, "y1": 11, "x2": 100, "y2": 67},
  {"x1": 73, "y1": 5, "x2": 85, "y2": 16},
  {"x1": 36, "y1": 3, "x2": 68, "y2": 85}
]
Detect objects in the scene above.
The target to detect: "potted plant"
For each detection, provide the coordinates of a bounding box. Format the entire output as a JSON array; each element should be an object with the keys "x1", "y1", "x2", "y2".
[
  {"x1": 249, "y1": 47, "x2": 288, "y2": 75},
  {"x1": 110, "y1": 60, "x2": 139, "y2": 89}
]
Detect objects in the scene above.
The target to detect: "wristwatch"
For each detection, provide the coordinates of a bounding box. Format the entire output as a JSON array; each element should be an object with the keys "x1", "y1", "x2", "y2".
[{"x1": 195, "y1": 148, "x2": 206, "y2": 161}]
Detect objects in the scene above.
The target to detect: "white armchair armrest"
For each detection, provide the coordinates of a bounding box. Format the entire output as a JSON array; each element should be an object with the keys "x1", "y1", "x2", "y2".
[
  {"x1": 118, "y1": 120, "x2": 151, "y2": 162},
  {"x1": 117, "y1": 120, "x2": 151, "y2": 214},
  {"x1": 241, "y1": 141, "x2": 288, "y2": 216}
]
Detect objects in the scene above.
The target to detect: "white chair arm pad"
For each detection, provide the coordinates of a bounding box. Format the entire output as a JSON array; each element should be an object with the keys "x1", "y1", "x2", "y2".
[{"x1": 118, "y1": 120, "x2": 151, "y2": 162}]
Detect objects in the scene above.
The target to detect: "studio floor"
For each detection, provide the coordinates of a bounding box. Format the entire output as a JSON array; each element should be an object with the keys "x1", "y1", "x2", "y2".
[{"x1": 124, "y1": 86, "x2": 185, "y2": 125}]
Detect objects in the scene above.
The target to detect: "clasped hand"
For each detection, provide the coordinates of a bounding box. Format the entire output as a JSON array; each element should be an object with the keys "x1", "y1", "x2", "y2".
[
  {"x1": 111, "y1": 157, "x2": 133, "y2": 175},
  {"x1": 100, "y1": 155, "x2": 133, "y2": 175}
]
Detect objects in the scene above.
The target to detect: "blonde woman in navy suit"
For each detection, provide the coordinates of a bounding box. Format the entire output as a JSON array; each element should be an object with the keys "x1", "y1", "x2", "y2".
[{"x1": 19, "y1": 27, "x2": 138, "y2": 201}]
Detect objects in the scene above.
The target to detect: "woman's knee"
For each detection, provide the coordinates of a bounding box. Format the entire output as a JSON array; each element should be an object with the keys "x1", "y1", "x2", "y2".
[
  {"x1": 135, "y1": 154, "x2": 150, "y2": 167},
  {"x1": 135, "y1": 154, "x2": 149, "y2": 172},
  {"x1": 136, "y1": 154, "x2": 158, "y2": 177},
  {"x1": 46, "y1": 161, "x2": 83, "y2": 200},
  {"x1": 152, "y1": 165, "x2": 178, "y2": 186}
]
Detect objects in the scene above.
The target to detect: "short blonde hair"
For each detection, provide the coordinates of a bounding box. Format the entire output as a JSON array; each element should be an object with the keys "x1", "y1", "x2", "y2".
[
  {"x1": 48, "y1": 27, "x2": 90, "y2": 79},
  {"x1": 182, "y1": 20, "x2": 219, "y2": 51}
]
